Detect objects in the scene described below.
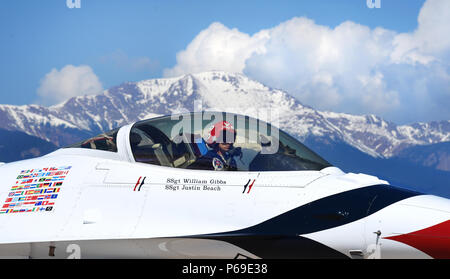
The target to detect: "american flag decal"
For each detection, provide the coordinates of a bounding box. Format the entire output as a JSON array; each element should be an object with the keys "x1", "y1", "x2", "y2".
[{"x1": 0, "y1": 166, "x2": 71, "y2": 214}]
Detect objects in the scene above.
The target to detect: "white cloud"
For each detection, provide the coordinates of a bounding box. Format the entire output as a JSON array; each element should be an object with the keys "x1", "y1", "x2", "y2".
[
  {"x1": 164, "y1": 0, "x2": 450, "y2": 124},
  {"x1": 163, "y1": 22, "x2": 268, "y2": 77},
  {"x1": 392, "y1": 0, "x2": 450, "y2": 64},
  {"x1": 37, "y1": 65, "x2": 103, "y2": 105}
]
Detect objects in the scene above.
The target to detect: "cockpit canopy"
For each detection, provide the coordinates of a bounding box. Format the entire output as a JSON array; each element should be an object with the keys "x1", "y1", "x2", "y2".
[{"x1": 67, "y1": 112, "x2": 331, "y2": 171}]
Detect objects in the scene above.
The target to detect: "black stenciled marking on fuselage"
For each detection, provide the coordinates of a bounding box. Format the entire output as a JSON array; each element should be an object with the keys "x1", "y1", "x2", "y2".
[
  {"x1": 194, "y1": 184, "x2": 421, "y2": 258},
  {"x1": 242, "y1": 179, "x2": 251, "y2": 194},
  {"x1": 138, "y1": 176, "x2": 146, "y2": 191}
]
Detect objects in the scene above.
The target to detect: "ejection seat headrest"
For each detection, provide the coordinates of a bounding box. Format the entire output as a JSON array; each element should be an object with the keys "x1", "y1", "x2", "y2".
[{"x1": 130, "y1": 132, "x2": 142, "y2": 147}]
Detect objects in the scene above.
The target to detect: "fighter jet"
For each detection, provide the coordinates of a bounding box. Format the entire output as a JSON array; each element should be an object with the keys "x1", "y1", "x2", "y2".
[{"x1": 0, "y1": 111, "x2": 448, "y2": 259}]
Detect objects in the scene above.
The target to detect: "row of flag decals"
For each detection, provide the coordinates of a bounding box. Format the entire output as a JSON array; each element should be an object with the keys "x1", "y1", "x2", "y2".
[{"x1": 0, "y1": 166, "x2": 71, "y2": 214}]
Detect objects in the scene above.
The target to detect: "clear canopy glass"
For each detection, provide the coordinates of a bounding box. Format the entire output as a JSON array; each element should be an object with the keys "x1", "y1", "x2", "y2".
[{"x1": 129, "y1": 112, "x2": 331, "y2": 171}]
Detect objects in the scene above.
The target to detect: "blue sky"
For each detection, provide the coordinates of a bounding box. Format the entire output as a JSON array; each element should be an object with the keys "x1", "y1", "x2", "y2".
[{"x1": 3, "y1": 0, "x2": 449, "y2": 125}]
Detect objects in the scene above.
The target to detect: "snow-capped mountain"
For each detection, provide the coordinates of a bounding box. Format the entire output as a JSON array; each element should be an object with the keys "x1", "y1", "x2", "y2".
[{"x1": 0, "y1": 71, "x2": 449, "y2": 159}]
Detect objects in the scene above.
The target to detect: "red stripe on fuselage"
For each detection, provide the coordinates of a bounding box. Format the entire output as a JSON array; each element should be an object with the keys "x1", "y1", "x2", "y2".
[
  {"x1": 133, "y1": 176, "x2": 142, "y2": 191},
  {"x1": 384, "y1": 220, "x2": 450, "y2": 259},
  {"x1": 247, "y1": 179, "x2": 255, "y2": 194}
]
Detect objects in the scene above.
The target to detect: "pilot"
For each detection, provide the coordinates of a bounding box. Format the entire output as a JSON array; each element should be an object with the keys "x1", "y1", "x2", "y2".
[{"x1": 199, "y1": 120, "x2": 241, "y2": 171}]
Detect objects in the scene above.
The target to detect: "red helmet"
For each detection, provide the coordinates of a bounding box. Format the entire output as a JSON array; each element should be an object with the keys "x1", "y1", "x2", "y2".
[{"x1": 205, "y1": 120, "x2": 236, "y2": 146}]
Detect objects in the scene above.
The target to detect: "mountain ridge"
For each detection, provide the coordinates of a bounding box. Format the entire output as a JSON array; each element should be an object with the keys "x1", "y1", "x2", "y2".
[{"x1": 0, "y1": 71, "x2": 448, "y2": 158}]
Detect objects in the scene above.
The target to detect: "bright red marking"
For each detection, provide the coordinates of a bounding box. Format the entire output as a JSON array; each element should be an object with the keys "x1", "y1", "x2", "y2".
[
  {"x1": 384, "y1": 220, "x2": 450, "y2": 259},
  {"x1": 247, "y1": 179, "x2": 256, "y2": 194},
  {"x1": 133, "y1": 176, "x2": 142, "y2": 191}
]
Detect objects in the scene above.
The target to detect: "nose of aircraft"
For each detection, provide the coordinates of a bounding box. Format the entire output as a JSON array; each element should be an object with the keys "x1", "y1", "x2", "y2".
[{"x1": 365, "y1": 194, "x2": 450, "y2": 259}]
